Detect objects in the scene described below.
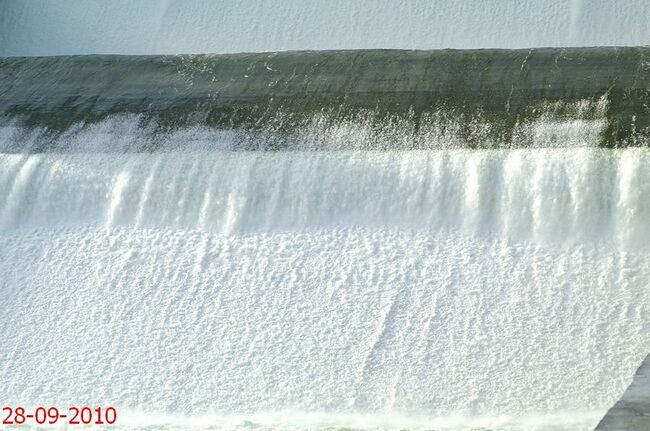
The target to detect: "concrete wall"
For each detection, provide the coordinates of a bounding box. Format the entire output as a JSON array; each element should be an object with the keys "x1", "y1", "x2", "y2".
[{"x1": 596, "y1": 355, "x2": 650, "y2": 431}]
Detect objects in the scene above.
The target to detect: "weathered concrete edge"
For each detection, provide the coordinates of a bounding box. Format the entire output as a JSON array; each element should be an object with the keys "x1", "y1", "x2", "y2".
[
  {"x1": 1, "y1": 47, "x2": 649, "y2": 147},
  {"x1": 595, "y1": 354, "x2": 650, "y2": 431}
]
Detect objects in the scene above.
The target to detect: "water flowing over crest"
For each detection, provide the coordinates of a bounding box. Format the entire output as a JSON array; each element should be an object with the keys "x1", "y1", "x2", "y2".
[
  {"x1": 1, "y1": 48, "x2": 649, "y2": 150},
  {"x1": 1, "y1": 46, "x2": 649, "y2": 431}
]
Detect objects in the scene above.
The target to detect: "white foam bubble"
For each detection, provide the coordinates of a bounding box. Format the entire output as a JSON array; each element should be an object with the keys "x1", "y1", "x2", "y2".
[{"x1": 0, "y1": 227, "x2": 648, "y2": 430}]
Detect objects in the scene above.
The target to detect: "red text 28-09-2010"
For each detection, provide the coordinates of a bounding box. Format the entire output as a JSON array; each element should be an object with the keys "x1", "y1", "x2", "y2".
[{"x1": 3, "y1": 406, "x2": 117, "y2": 425}]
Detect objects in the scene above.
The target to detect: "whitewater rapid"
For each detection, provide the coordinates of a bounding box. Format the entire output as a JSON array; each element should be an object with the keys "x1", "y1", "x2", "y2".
[{"x1": 0, "y1": 146, "x2": 649, "y2": 431}]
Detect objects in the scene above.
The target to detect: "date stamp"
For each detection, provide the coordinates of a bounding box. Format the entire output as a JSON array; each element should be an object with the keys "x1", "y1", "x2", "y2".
[{"x1": 3, "y1": 406, "x2": 117, "y2": 425}]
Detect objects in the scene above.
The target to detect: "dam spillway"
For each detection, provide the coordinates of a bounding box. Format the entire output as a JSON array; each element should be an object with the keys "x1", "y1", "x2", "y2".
[
  {"x1": 1, "y1": 44, "x2": 650, "y2": 431},
  {"x1": 1, "y1": 48, "x2": 649, "y2": 148}
]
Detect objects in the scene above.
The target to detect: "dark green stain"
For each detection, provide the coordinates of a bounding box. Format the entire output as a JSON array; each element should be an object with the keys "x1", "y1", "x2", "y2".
[{"x1": 1, "y1": 47, "x2": 648, "y2": 148}]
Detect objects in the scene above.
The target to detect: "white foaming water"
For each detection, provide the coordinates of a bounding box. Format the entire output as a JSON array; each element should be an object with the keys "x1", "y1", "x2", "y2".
[
  {"x1": 0, "y1": 104, "x2": 612, "y2": 153},
  {"x1": 0, "y1": 149, "x2": 648, "y2": 247},
  {"x1": 1, "y1": 227, "x2": 649, "y2": 430},
  {"x1": 1, "y1": 131, "x2": 649, "y2": 430},
  {"x1": 114, "y1": 409, "x2": 602, "y2": 431}
]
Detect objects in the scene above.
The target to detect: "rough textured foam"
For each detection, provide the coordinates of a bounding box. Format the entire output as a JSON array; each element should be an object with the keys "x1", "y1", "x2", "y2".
[
  {"x1": 1, "y1": 227, "x2": 649, "y2": 430},
  {"x1": 0, "y1": 147, "x2": 649, "y2": 431}
]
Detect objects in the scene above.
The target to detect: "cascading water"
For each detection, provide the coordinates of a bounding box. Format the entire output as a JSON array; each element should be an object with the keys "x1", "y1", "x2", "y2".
[
  {"x1": 0, "y1": 41, "x2": 649, "y2": 431},
  {"x1": 0, "y1": 149, "x2": 648, "y2": 245}
]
